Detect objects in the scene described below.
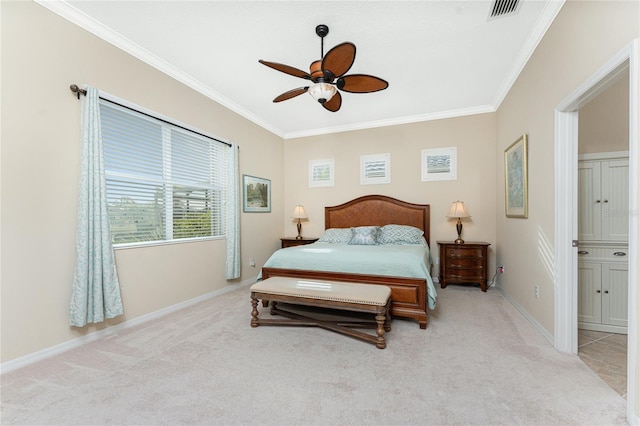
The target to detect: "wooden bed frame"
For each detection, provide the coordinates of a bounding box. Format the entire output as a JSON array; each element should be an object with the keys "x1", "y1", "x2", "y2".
[{"x1": 261, "y1": 194, "x2": 431, "y2": 329}]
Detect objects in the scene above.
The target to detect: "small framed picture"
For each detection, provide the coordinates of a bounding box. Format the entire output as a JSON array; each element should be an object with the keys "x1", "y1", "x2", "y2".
[
  {"x1": 361, "y1": 153, "x2": 390, "y2": 185},
  {"x1": 504, "y1": 134, "x2": 528, "y2": 218},
  {"x1": 421, "y1": 147, "x2": 457, "y2": 181},
  {"x1": 243, "y1": 175, "x2": 271, "y2": 213},
  {"x1": 309, "y1": 159, "x2": 335, "y2": 188}
]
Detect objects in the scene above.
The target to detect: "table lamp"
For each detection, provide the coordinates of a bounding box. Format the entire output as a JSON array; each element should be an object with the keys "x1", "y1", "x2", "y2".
[
  {"x1": 447, "y1": 201, "x2": 471, "y2": 244},
  {"x1": 292, "y1": 205, "x2": 308, "y2": 239}
]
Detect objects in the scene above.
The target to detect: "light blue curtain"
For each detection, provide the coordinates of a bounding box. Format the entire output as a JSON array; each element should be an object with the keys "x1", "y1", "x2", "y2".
[
  {"x1": 225, "y1": 143, "x2": 241, "y2": 279},
  {"x1": 69, "y1": 86, "x2": 124, "y2": 327}
]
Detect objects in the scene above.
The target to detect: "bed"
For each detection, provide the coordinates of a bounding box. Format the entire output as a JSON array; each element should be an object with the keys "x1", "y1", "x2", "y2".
[{"x1": 261, "y1": 195, "x2": 435, "y2": 329}]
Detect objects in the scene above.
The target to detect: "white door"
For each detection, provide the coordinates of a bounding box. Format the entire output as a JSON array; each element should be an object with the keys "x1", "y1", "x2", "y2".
[
  {"x1": 601, "y1": 159, "x2": 629, "y2": 241},
  {"x1": 578, "y1": 261, "x2": 602, "y2": 324},
  {"x1": 602, "y1": 262, "x2": 629, "y2": 327},
  {"x1": 578, "y1": 161, "x2": 601, "y2": 241}
]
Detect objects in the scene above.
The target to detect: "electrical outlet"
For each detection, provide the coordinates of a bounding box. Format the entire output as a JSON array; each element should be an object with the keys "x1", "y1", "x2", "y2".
[
  {"x1": 498, "y1": 265, "x2": 504, "y2": 273},
  {"x1": 534, "y1": 285, "x2": 540, "y2": 299},
  {"x1": 249, "y1": 258, "x2": 255, "y2": 267}
]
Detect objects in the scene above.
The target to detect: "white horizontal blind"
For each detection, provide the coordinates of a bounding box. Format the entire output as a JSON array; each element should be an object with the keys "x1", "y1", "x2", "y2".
[{"x1": 100, "y1": 100, "x2": 227, "y2": 245}]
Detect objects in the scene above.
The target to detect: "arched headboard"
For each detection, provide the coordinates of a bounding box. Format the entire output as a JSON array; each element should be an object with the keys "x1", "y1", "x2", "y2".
[{"x1": 325, "y1": 195, "x2": 431, "y2": 247}]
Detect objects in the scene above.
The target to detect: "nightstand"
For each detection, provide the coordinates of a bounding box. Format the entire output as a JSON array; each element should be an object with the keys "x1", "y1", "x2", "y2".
[
  {"x1": 437, "y1": 241, "x2": 491, "y2": 292},
  {"x1": 280, "y1": 237, "x2": 318, "y2": 248}
]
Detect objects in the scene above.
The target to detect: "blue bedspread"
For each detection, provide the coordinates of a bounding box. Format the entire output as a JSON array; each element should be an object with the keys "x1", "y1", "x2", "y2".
[{"x1": 261, "y1": 242, "x2": 437, "y2": 309}]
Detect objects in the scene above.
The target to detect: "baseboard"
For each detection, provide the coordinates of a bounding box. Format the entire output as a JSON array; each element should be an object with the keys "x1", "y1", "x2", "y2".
[
  {"x1": 0, "y1": 277, "x2": 257, "y2": 374},
  {"x1": 497, "y1": 285, "x2": 554, "y2": 345}
]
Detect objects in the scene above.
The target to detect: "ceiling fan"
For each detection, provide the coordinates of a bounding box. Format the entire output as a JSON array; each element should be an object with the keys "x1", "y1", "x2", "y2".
[{"x1": 258, "y1": 25, "x2": 389, "y2": 112}]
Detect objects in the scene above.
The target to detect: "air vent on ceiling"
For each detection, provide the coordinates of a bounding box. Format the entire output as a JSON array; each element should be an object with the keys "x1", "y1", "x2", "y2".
[{"x1": 489, "y1": 0, "x2": 520, "y2": 19}]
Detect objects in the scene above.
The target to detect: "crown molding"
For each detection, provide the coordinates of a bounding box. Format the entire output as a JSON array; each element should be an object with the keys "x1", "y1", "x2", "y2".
[{"x1": 283, "y1": 104, "x2": 496, "y2": 140}]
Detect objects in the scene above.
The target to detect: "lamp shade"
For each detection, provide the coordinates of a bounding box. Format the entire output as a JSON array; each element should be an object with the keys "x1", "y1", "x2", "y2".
[
  {"x1": 308, "y1": 83, "x2": 336, "y2": 104},
  {"x1": 292, "y1": 205, "x2": 308, "y2": 219},
  {"x1": 447, "y1": 201, "x2": 471, "y2": 218}
]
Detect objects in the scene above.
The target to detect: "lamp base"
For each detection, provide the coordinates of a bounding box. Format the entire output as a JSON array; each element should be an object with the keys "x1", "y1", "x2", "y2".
[
  {"x1": 455, "y1": 219, "x2": 464, "y2": 244},
  {"x1": 296, "y1": 221, "x2": 303, "y2": 239}
]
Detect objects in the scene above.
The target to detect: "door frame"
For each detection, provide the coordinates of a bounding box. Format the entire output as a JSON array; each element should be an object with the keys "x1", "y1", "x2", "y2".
[{"x1": 554, "y1": 39, "x2": 638, "y2": 421}]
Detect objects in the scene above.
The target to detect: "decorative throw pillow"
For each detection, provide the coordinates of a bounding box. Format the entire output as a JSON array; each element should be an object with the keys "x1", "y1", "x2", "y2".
[
  {"x1": 348, "y1": 226, "x2": 379, "y2": 245},
  {"x1": 378, "y1": 224, "x2": 425, "y2": 245},
  {"x1": 317, "y1": 228, "x2": 352, "y2": 244}
]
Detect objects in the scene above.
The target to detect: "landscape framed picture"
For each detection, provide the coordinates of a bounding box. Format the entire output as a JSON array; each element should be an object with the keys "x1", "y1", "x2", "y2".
[
  {"x1": 242, "y1": 174, "x2": 271, "y2": 213},
  {"x1": 504, "y1": 134, "x2": 528, "y2": 218}
]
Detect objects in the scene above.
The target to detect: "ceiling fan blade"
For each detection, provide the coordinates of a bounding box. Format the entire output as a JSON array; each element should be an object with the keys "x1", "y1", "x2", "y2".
[
  {"x1": 321, "y1": 42, "x2": 356, "y2": 78},
  {"x1": 322, "y1": 91, "x2": 342, "y2": 112},
  {"x1": 337, "y1": 74, "x2": 389, "y2": 93},
  {"x1": 259, "y1": 60, "x2": 311, "y2": 80},
  {"x1": 273, "y1": 87, "x2": 309, "y2": 103}
]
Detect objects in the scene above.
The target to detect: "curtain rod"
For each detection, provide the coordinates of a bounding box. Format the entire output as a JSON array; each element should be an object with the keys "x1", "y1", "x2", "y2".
[{"x1": 69, "y1": 84, "x2": 233, "y2": 148}]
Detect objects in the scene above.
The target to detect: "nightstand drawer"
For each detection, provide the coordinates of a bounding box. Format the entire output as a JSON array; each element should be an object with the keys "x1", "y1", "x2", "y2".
[
  {"x1": 445, "y1": 268, "x2": 484, "y2": 279},
  {"x1": 445, "y1": 247, "x2": 484, "y2": 258},
  {"x1": 448, "y1": 257, "x2": 483, "y2": 268}
]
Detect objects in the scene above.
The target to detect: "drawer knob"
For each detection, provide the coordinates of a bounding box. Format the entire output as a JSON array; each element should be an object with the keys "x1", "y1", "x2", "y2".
[
  {"x1": 596, "y1": 290, "x2": 601, "y2": 293},
  {"x1": 578, "y1": 251, "x2": 589, "y2": 255},
  {"x1": 613, "y1": 252, "x2": 626, "y2": 256}
]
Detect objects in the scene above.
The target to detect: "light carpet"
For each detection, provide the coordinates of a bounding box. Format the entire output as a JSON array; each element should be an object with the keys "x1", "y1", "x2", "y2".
[{"x1": 1, "y1": 285, "x2": 627, "y2": 425}]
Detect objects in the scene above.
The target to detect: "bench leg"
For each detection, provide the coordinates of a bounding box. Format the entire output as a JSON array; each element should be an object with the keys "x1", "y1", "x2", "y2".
[
  {"x1": 251, "y1": 296, "x2": 259, "y2": 328},
  {"x1": 375, "y1": 312, "x2": 387, "y2": 349}
]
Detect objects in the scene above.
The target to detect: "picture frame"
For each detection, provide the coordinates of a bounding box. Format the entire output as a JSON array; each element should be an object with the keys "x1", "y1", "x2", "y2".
[
  {"x1": 504, "y1": 134, "x2": 528, "y2": 218},
  {"x1": 361, "y1": 153, "x2": 390, "y2": 185},
  {"x1": 421, "y1": 147, "x2": 457, "y2": 181},
  {"x1": 309, "y1": 159, "x2": 335, "y2": 188},
  {"x1": 242, "y1": 174, "x2": 271, "y2": 213}
]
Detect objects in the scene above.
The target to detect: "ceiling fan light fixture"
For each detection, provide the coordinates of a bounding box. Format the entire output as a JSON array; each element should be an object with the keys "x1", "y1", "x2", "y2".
[{"x1": 308, "y1": 82, "x2": 336, "y2": 104}]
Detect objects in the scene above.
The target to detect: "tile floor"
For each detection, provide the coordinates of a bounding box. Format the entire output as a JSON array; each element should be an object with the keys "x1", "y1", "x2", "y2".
[{"x1": 578, "y1": 329, "x2": 627, "y2": 398}]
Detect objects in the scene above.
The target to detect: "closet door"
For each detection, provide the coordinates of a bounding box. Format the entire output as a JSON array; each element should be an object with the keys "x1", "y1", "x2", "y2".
[
  {"x1": 578, "y1": 261, "x2": 602, "y2": 325},
  {"x1": 602, "y1": 262, "x2": 629, "y2": 327},
  {"x1": 601, "y1": 159, "x2": 629, "y2": 241},
  {"x1": 578, "y1": 161, "x2": 601, "y2": 241}
]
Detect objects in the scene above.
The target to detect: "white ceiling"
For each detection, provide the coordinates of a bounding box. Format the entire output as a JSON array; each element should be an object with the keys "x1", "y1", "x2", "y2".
[{"x1": 41, "y1": 1, "x2": 565, "y2": 139}]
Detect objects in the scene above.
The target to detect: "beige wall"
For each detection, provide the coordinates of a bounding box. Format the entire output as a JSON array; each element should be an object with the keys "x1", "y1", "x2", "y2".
[
  {"x1": 579, "y1": 73, "x2": 630, "y2": 154},
  {"x1": 496, "y1": 0, "x2": 639, "y2": 418},
  {"x1": 496, "y1": 0, "x2": 637, "y2": 334},
  {"x1": 0, "y1": 1, "x2": 284, "y2": 362},
  {"x1": 283, "y1": 114, "x2": 498, "y2": 274}
]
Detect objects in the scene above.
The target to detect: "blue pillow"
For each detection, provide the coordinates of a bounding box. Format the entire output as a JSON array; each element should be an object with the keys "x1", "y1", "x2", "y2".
[
  {"x1": 348, "y1": 226, "x2": 379, "y2": 245},
  {"x1": 318, "y1": 228, "x2": 352, "y2": 244},
  {"x1": 378, "y1": 224, "x2": 425, "y2": 245}
]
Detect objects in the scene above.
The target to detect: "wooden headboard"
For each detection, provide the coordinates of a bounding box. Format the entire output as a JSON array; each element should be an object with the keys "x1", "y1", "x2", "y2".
[{"x1": 325, "y1": 195, "x2": 431, "y2": 247}]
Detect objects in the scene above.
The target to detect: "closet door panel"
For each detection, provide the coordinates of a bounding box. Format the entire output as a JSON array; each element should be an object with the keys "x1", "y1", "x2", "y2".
[
  {"x1": 578, "y1": 262, "x2": 602, "y2": 324},
  {"x1": 578, "y1": 161, "x2": 601, "y2": 241},
  {"x1": 601, "y1": 159, "x2": 629, "y2": 241}
]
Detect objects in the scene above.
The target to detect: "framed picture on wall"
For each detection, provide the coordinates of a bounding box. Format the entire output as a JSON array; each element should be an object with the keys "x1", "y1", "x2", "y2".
[
  {"x1": 504, "y1": 134, "x2": 528, "y2": 218},
  {"x1": 242, "y1": 174, "x2": 271, "y2": 213},
  {"x1": 309, "y1": 159, "x2": 335, "y2": 187},
  {"x1": 421, "y1": 147, "x2": 457, "y2": 181},
  {"x1": 361, "y1": 153, "x2": 390, "y2": 185}
]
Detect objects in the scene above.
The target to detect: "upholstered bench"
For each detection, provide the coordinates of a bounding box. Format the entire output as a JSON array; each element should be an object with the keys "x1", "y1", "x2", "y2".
[{"x1": 250, "y1": 277, "x2": 392, "y2": 349}]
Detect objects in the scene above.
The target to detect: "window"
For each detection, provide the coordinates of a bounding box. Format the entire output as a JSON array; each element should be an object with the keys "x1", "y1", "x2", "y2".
[{"x1": 100, "y1": 100, "x2": 229, "y2": 245}]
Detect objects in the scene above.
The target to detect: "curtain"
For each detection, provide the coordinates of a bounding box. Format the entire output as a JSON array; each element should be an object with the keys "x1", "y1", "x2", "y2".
[
  {"x1": 225, "y1": 143, "x2": 241, "y2": 279},
  {"x1": 69, "y1": 86, "x2": 124, "y2": 327}
]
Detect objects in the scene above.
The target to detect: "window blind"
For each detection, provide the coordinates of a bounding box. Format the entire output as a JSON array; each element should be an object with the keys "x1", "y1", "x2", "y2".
[{"x1": 100, "y1": 100, "x2": 228, "y2": 245}]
